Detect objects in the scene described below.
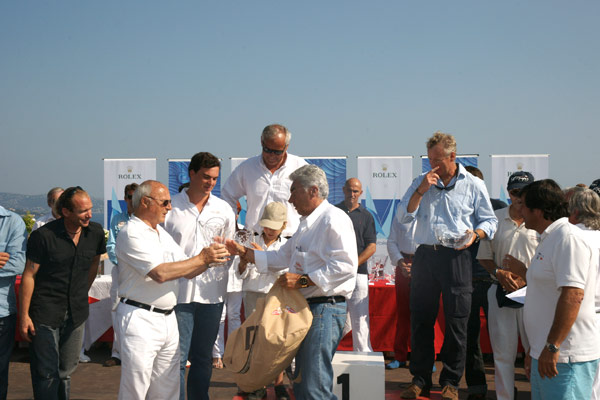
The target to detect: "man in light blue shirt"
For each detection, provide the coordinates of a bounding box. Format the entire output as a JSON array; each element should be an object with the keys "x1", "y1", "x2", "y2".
[
  {"x1": 104, "y1": 182, "x2": 138, "y2": 367},
  {"x1": 0, "y1": 205, "x2": 27, "y2": 398},
  {"x1": 398, "y1": 132, "x2": 497, "y2": 400}
]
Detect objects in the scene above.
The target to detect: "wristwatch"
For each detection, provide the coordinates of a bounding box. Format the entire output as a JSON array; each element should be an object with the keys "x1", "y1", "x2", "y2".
[
  {"x1": 298, "y1": 274, "x2": 310, "y2": 288},
  {"x1": 545, "y1": 342, "x2": 560, "y2": 353},
  {"x1": 473, "y1": 231, "x2": 481, "y2": 244}
]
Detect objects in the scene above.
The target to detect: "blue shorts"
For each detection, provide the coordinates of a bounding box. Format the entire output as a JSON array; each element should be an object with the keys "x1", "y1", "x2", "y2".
[{"x1": 531, "y1": 358, "x2": 599, "y2": 400}]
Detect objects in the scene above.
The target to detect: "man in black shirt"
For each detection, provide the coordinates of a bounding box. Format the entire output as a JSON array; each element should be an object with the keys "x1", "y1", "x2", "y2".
[
  {"x1": 19, "y1": 186, "x2": 106, "y2": 400},
  {"x1": 336, "y1": 178, "x2": 377, "y2": 352}
]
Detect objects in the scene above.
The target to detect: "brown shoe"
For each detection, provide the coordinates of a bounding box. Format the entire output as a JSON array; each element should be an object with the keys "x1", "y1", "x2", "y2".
[
  {"x1": 441, "y1": 385, "x2": 459, "y2": 400},
  {"x1": 401, "y1": 384, "x2": 430, "y2": 399},
  {"x1": 103, "y1": 357, "x2": 121, "y2": 367}
]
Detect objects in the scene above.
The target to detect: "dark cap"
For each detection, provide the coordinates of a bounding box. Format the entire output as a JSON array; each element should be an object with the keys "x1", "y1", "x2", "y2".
[
  {"x1": 507, "y1": 171, "x2": 534, "y2": 191},
  {"x1": 590, "y1": 179, "x2": 600, "y2": 197}
]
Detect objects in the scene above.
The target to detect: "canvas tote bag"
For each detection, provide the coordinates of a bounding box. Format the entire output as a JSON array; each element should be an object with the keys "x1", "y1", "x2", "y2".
[{"x1": 223, "y1": 284, "x2": 313, "y2": 392}]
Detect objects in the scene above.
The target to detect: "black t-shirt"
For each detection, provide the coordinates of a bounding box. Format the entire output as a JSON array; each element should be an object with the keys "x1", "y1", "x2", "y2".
[
  {"x1": 335, "y1": 202, "x2": 377, "y2": 274},
  {"x1": 26, "y1": 219, "x2": 106, "y2": 328}
]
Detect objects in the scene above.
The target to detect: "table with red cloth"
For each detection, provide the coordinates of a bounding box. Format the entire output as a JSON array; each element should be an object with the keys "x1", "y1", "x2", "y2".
[{"x1": 337, "y1": 280, "x2": 493, "y2": 353}]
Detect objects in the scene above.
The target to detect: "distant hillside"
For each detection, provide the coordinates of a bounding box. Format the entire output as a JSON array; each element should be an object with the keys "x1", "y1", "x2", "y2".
[{"x1": 0, "y1": 192, "x2": 104, "y2": 225}]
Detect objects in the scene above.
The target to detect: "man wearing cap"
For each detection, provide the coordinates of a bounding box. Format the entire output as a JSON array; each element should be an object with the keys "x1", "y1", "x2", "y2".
[
  {"x1": 476, "y1": 171, "x2": 539, "y2": 400},
  {"x1": 115, "y1": 180, "x2": 230, "y2": 399},
  {"x1": 397, "y1": 132, "x2": 497, "y2": 400},
  {"x1": 590, "y1": 179, "x2": 600, "y2": 197},
  {"x1": 228, "y1": 164, "x2": 357, "y2": 400},
  {"x1": 336, "y1": 178, "x2": 376, "y2": 352},
  {"x1": 221, "y1": 124, "x2": 307, "y2": 238}
]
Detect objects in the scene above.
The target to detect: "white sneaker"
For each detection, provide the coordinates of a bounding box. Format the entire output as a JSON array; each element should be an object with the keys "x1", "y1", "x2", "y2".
[{"x1": 79, "y1": 350, "x2": 91, "y2": 363}]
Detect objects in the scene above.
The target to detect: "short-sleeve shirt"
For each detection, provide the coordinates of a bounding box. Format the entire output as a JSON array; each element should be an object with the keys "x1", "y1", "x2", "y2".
[
  {"x1": 116, "y1": 216, "x2": 187, "y2": 309},
  {"x1": 335, "y1": 203, "x2": 376, "y2": 274},
  {"x1": 26, "y1": 219, "x2": 106, "y2": 328}
]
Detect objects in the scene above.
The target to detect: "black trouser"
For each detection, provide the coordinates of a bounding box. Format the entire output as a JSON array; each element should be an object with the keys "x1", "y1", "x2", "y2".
[
  {"x1": 465, "y1": 279, "x2": 491, "y2": 394},
  {"x1": 409, "y1": 245, "x2": 472, "y2": 388}
]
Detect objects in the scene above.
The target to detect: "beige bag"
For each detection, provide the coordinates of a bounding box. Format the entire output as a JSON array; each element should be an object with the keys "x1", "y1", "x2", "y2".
[{"x1": 223, "y1": 284, "x2": 313, "y2": 392}]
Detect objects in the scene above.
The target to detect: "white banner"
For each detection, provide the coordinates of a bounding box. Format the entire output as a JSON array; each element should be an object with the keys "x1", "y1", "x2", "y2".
[
  {"x1": 357, "y1": 156, "x2": 413, "y2": 284},
  {"x1": 103, "y1": 158, "x2": 156, "y2": 228},
  {"x1": 490, "y1": 154, "x2": 549, "y2": 203}
]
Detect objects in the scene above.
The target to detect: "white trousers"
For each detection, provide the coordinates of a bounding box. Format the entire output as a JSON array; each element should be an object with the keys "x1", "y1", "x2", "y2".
[
  {"x1": 110, "y1": 265, "x2": 120, "y2": 359},
  {"x1": 487, "y1": 285, "x2": 529, "y2": 400},
  {"x1": 343, "y1": 273, "x2": 372, "y2": 352},
  {"x1": 213, "y1": 291, "x2": 243, "y2": 358},
  {"x1": 116, "y1": 303, "x2": 180, "y2": 400}
]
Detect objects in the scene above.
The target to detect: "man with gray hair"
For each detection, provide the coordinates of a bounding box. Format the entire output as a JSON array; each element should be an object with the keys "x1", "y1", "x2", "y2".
[
  {"x1": 398, "y1": 132, "x2": 497, "y2": 400},
  {"x1": 32, "y1": 187, "x2": 64, "y2": 231},
  {"x1": 222, "y1": 123, "x2": 307, "y2": 237},
  {"x1": 227, "y1": 164, "x2": 358, "y2": 399}
]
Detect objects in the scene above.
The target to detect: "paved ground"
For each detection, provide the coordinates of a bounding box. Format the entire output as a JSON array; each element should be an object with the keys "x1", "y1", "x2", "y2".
[{"x1": 7, "y1": 343, "x2": 531, "y2": 399}]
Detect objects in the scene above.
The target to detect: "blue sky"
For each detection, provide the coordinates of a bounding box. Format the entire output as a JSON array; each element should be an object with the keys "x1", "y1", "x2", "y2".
[{"x1": 1, "y1": 1, "x2": 598, "y2": 198}]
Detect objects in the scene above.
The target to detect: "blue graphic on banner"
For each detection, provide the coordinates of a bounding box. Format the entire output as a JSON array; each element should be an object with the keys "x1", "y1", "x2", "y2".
[
  {"x1": 305, "y1": 158, "x2": 346, "y2": 205},
  {"x1": 421, "y1": 156, "x2": 478, "y2": 172},
  {"x1": 106, "y1": 198, "x2": 127, "y2": 229},
  {"x1": 362, "y1": 187, "x2": 400, "y2": 239},
  {"x1": 168, "y1": 161, "x2": 221, "y2": 198}
]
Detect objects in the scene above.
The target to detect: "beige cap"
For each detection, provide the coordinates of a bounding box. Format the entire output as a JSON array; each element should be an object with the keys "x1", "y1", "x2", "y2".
[{"x1": 259, "y1": 202, "x2": 287, "y2": 230}]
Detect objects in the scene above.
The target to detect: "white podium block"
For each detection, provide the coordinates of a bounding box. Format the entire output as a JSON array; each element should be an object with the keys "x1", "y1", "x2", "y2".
[{"x1": 332, "y1": 351, "x2": 385, "y2": 400}]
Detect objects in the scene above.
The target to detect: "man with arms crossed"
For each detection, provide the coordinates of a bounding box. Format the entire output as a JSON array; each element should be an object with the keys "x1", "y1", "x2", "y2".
[
  {"x1": 163, "y1": 152, "x2": 236, "y2": 400},
  {"x1": 228, "y1": 165, "x2": 357, "y2": 400},
  {"x1": 115, "y1": 180, "x2": 229, "y2": 399},
  {"x1": 397, "y1": 132, "x2": 497, "y2": 400},
  {"x1": 335, "y1": 177, "x2": 376, "y2": 352},
  {"x1": 222, "y1": 123, "x2": 307, "y2": 237},
  {"x1": 19, "y1": 187, "x2": 106, "y2": 400}
]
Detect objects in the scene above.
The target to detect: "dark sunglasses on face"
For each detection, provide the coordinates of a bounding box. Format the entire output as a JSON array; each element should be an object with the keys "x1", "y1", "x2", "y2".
[
  {"x1": 262, "y1": 146, "x2": 285, "y2": 155},
  {"x1": 145, "y1": 196, "x2": 171, "y2": 207},
  {"x1": 126, "y1": 194, "x2": 133, "y2": 200}
]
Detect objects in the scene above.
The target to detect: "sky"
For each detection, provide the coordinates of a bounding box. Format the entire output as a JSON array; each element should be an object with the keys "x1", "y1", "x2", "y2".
[{"x1": 1, "y1": 1, "x2": 599, "y2": 199}]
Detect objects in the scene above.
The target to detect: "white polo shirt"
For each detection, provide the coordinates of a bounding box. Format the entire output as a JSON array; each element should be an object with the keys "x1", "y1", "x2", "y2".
[
  {"x1": 524, "y1": 218, "x2": 600, "y2": 363},
  {"x1": 221, "y1": 153, "x2": 307, "y2": 238},
  {"x1": 577, "y1": 225, "x2": 600, "y2": 312},
  {"x1": 477, "y1": 206, "x2": 540, "y2": 269},
  {"x1": 255, "y1": 200, "x2": 358, "y2": 299},
  {"x1": 163, "y1": 189, "x2": 236, "y2": 304},
  {"x1": 116, "y1": 216, "x2": 186, "y2": 310},
  {"x1": 237, "y1": 234, "x2": 288, "y2": 293}
]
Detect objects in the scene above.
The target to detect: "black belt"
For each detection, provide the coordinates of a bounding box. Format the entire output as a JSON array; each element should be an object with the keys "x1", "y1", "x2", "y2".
[
  {"x1": 472, "y1": 276, "x2": 494, "y2": 284},
  {"x1": 419, "y1": 244, "x2": 452, "y2": 251},
  {"x1": 307, "y1": 296, "x2": 345, "y2": 305},
  {"x1": 120, "y1": 298, "x2": 174, "y2": 315}
]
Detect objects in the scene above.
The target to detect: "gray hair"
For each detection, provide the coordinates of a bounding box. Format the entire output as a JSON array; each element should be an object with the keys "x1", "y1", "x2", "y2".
[
  {"x1": 289, "y1": 165, "x2": 329, "y2": 200},
  {"x1": 427, "y1": 131, "x2": 456, "y2": 155},
  {"x1": 47, "y1": 187, "x2": 64, "y2": 207},
  {"x1": 132, "y1": 181, "x2": 154, "y2": 209},
  {"x1": 261, "y1": 124, "x2": 291, "y2": 146},
  {"x1": 568, "y1": 186, "x2": 600, "y2": 230}
]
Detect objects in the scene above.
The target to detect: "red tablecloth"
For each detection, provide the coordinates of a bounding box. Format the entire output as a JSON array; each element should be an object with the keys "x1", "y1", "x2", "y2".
[{"x1": 337, "y1": 281, "x2": 493, "y2": 353}]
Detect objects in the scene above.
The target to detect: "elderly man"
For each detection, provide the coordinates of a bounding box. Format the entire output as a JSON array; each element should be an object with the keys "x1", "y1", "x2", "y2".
[
  {"x1": 564, "y1": 186, "x2": 600, "y2": 399},
  {"x1": 19, "y1": 187, "x2": 106, "y2": 400},
  {"x1": 162, "y1": 152, "x2": 236, "y2": 400},
  {"x1": 513, "y1": 180, "x2": 599, "y2": 400},
  {"x1": 32, "y1": 187, "x2": 64, "y2": 231},
  {"x1": 397, "y1": 132, "x2": 497, "y2": 400},
  {"x1": 0, "y1": 204, "x2": 27, "y2": 399},
  {"x1": 104, "y1": 182, "x2": 139, "y2": 367},
  {"x1": 115, "y1": 180, "x2": 229, "y2": 399},
  {"x1": 228, "y1": 164, "x2": 357, "y2": 400},
  {"x1": 476, "y1": 171, "x2": 539, "y2": 400},
  {"x1": 335, "y1": 177, "x2": 376, "y2": 352},
  {"x1": 222, "y1": 123, "x2": 307, "y2": 237}
]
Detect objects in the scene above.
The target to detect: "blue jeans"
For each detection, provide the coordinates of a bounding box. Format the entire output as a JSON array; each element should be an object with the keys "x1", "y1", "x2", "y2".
[
  {"x1": 29, "y1": 314, "x2": 85, "y2": 400},
  {"x1": 293, "y1": 301, "x2": 347, "y2": 400},
  {"x1": 531, "y1": 358, "x2": 599, "y2": 400},
  {"x1": 0, "y1": 314, "x2": 16, "y2": 400},
  {"x1": 175, "y1": 302, "x2": 224, "y2": 400}
]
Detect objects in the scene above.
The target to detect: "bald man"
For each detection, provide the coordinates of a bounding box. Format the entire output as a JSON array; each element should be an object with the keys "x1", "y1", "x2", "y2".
[{"x1": 336, "y1": 178, "x2": 376, "y2": 352}]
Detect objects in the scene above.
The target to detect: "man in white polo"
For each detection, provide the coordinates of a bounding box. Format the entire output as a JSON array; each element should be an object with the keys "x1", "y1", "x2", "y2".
[{"x1": 115, "y1": 180, "x2": 229, "y2": 399}]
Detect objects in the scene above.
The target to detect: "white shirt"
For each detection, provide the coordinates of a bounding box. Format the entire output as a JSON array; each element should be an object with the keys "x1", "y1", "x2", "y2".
[
  {"x1": 255, "y1": 200, "x2": 358, "y2": 298},
  {"x1": 221, "y1": 153, "x2": 308, "y2": 237},
  {"x1": 477, "y1": 206, "x2": 540, "y2": 270},
  {"x1": 524, "y1": 218, "x2": 600, "y2": 363},
  {"x1": 236, "y1": 234, "x2": 288, "y2": 293},
  {"x1": 576, "y1": 225, "x2": 600, "y2": 312},
  {"x1": 32, "y1": 212, "x2": 57, "y2": 231},
  {"x1": 387, "y1": 204, "x2": 418, "y2": 266},
  {"x1": 116, "y1": 216, "x2": 187, "y2": 309},
  {"x1": 163, "y1": 189, "x2": 236, "y2": 304}
]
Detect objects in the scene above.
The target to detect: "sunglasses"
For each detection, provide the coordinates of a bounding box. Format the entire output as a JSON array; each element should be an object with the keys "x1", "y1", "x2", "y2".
[
  {"x1": 64, "y1": 186, "x2": 84, "y2": 199},
  {"x1": 509, "y1": 189, "x2": 521, "y2": 197},
  {"x1": 145, "y1": 196, "x2": 171, "y2": 207},
  {"x1": 126, "y1": 194, "x2": 133, "y2": 200},
  {"x1": 262, "y1": 146, "x2": 286, "y2": 155}
]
